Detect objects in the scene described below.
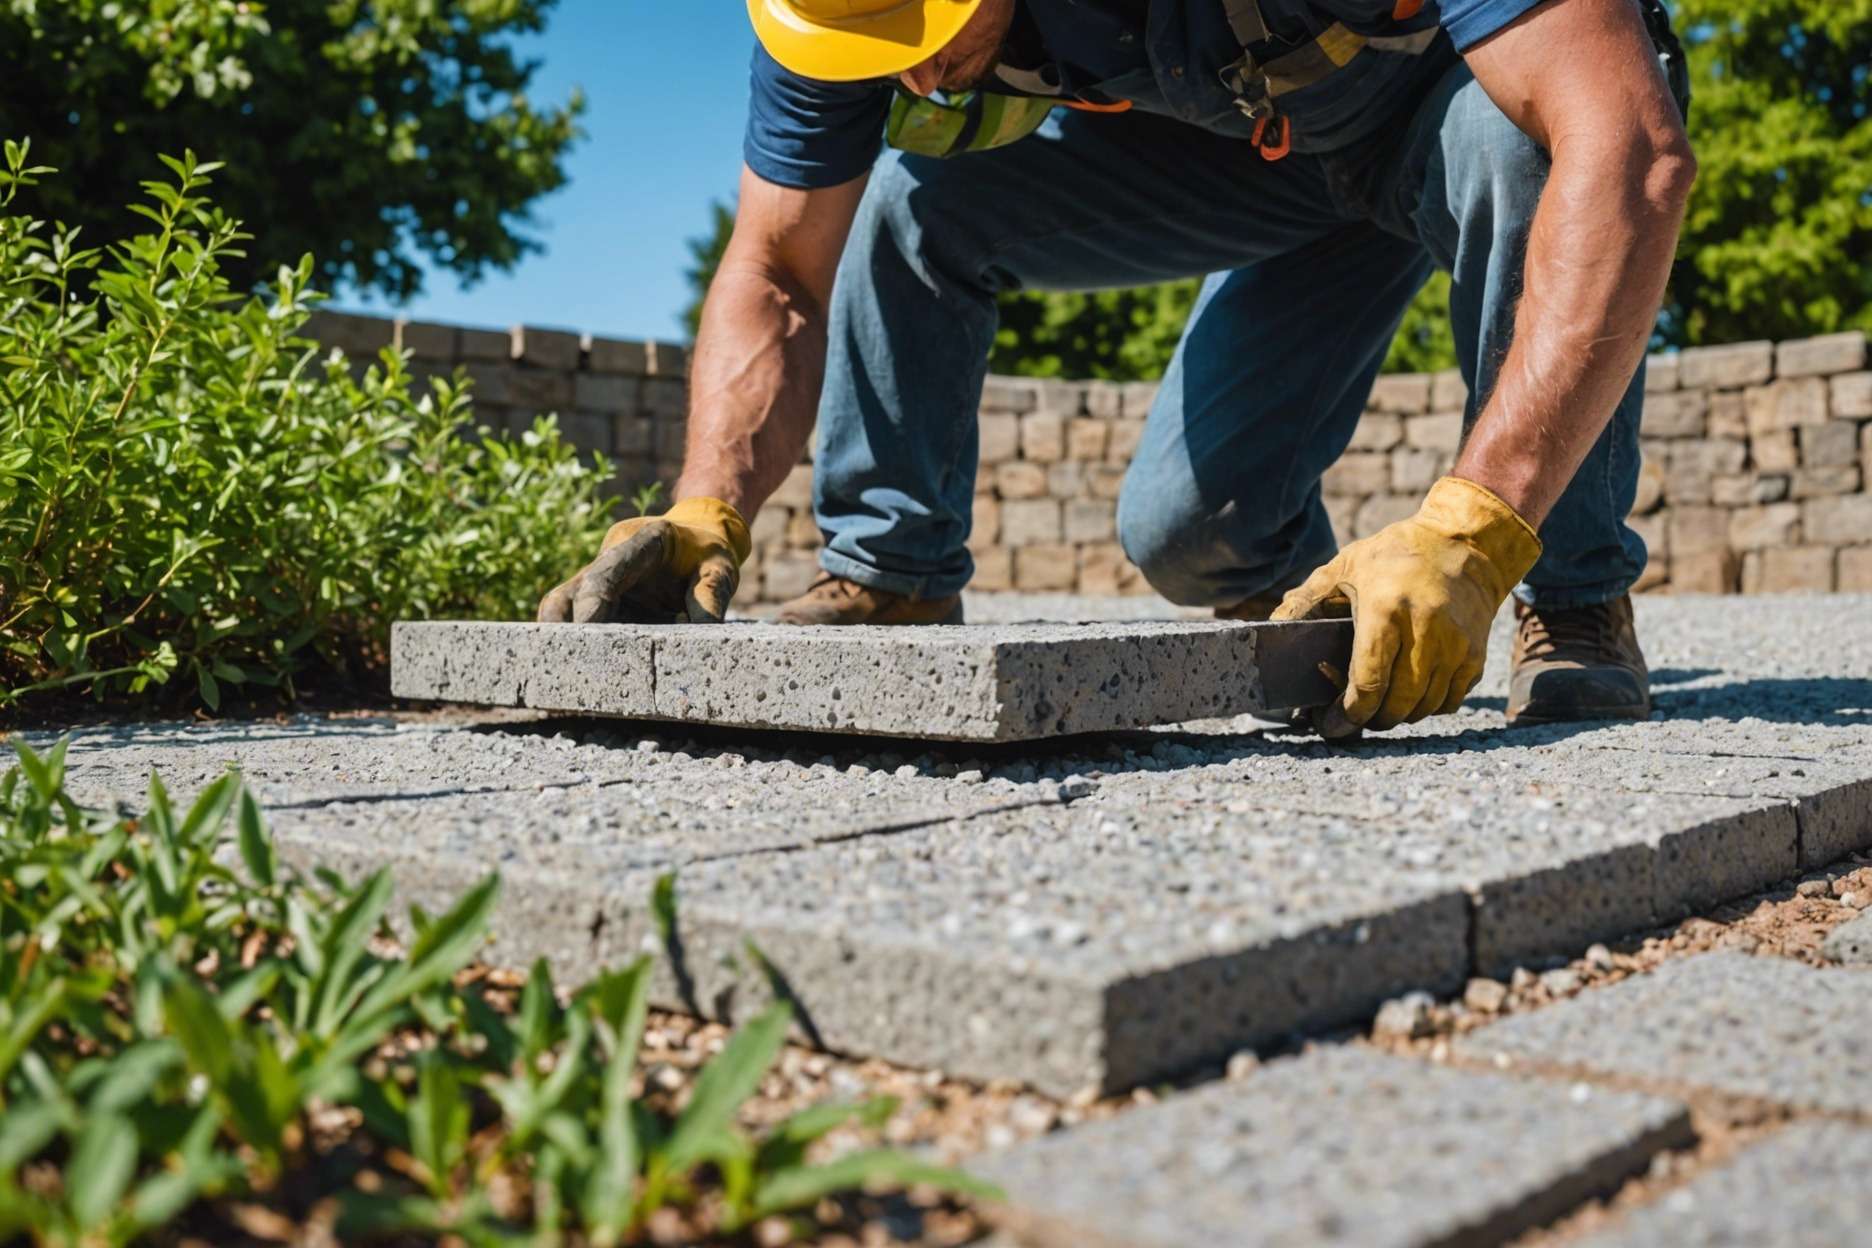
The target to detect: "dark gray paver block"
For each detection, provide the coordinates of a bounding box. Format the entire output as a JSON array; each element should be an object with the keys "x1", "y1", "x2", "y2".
[
  {"x1": 979, "y1": 1047, "x2": 1691, "y2": 1248},
  {"x1": 1822, "y1": 909, "x2": 1872, "y2": 965},
  {"x1": 1461, "y1": 951, "x2": 1872, "y2": 1114},
  {"x1": 391, "y1": 619, "x2": 1349, "y2": 741},
  {"x1": 1571, "y1": 1121, "x2": 1872, "y2": 1248}
]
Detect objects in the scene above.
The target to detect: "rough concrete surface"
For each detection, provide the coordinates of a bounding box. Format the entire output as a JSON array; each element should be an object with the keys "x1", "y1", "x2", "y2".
[
  {"x1": 1822, "y1": 908, "x2": 1872, "y2": 965},
  {"x1": 979, "y1": 1047, "x2": 1691, "y2": 1248},
  {"x1": 1568, "y1": 1120, "x2": 1872, "y2": 1248},
  {"x1": 38, "y1": 595, "x2": 1872, "y2": 1093},
  {"x1": 392, "y1": 618, "x2": 1350, "y2": 741},
  {"x1": 1460, "y1": 951, "x2": 1872, "y2": 1114}
]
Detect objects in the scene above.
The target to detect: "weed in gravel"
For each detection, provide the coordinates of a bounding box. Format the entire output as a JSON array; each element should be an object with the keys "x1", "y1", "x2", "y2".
[{"x1": 0, "y1": 739, "x2": 994, "y2": 1244}]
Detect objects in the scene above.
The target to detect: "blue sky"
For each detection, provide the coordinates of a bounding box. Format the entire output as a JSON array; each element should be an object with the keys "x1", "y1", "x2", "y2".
[{"x1": 335, "y1": 2, "x2": 757, "y2": 343}]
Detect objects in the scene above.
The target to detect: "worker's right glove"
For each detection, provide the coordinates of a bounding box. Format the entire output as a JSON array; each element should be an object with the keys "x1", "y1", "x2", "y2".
[
  {"x1": 1271, "y1": 477, "x2": 1542, "y2": 738},
  {"x1": 537, "y1": 496, "x2": 753, "y2": 624}
]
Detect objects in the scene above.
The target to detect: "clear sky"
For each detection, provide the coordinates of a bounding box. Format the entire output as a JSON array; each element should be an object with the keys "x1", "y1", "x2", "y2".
[{"x1": 335, "y1": 1, "x2": 758, "y2": 343}]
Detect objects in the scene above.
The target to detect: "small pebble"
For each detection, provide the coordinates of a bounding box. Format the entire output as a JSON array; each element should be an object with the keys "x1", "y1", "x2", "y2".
[
  {"x1": 1843, "y1": 892, "x2": 1867, "y2": 910},
  {"x1": 1225, "y1": 1050, "x2": 1261, "y2": 1080},
  {"x1": 1797, "y1": 879, "x2": 1832, "y2": 898},
  {"x1": 1510, "y1": 967, "x2": 1538, "y2": 991},
  {"x1": 1463, "y1": 978, "x2": 1509, "y2": 1014},
  {"x1": 894, "y1": 764, "x2": 918, "y2": 779},
  {"x1": 955, "y1": 769, "x2": 984, "y2": 783},
  {"x1": 1540, "y1": 968, "x2": 1582, "y2": 996},
  {"x1": 1584, "y1": 943, "x2": 1615, "y2": 971},
  {"x1": 1373, "y1": 990, "x2": 1436, "y2": 1039}
]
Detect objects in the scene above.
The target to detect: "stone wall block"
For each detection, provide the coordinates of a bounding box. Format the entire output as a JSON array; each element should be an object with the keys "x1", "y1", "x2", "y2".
[
  {"x1": 1671, "y1": 549, "x2": 1739, "y2": 593},
  {"x1": 1035, "y1": 378, "x2": 1088, "y2": 416},
  {"x1": 461, "y1": 362, "x2": 516, "y2": 406},
  {"x1": 396, "y1": 318, "x2": 458, "y2": 361},
  {"x1": 513, "y1": 325, "x2": 583, "y2": 370},
  {"x1": 1839, "y1": 547, "x2": 1872, "y2": 592},
  {"x1": 1679, "y1": 340, "x2": 1773, "y2": 390},
  {"x1": 1405, "y1": 411, "x2": 1464, "y2": 453},
  {"x1": 1632, "y1": 456, "x2": 1665, "y2": 514},
  {"x1": 995, "y1": 461, "x2": 1048, "y2": 499},
  {"x1": 1063, "y1": 499, "x2": 1118, "y2": 544},
  {"x1": 652, "y1": 419, "x2": 686, "y2": 462},
  {"x1": 587, "y1": 337, "x2": 651, "y2": 376},
  {"x1": 1067, "y1": 418, "x2": 1111, "y2": 461},
  {"x1": 1751, "y1": 430, "x2": 1798, "y2": 473},
  {"x1": 1744, "y1": 377, "x2": 1830, "y2": 436},
  {"x1": 979, "y1": 413, "x2": 1021, "y2": 463},
  {"x1": 1627, "y1": 512, "x2": 1667, "y2": 560},
  {"x1": 1711, "y1": 474, "x2": 1785, "y2": 507},
  {"x1": 1087, "y1": 465, "x2": 1127, "y2": 500},
  {"x1": 1776, "y1": 331, "x2": 1866, "y2": 379},
  {"x1": 1369, "y1": 373, "x2": 1433, "y2": 414},
  {"x1": 1106, "y1": 420, "x2": 1145, "y2": 465},
  {"x1": 1047, "y1": 462, "x2": 1086, "y2": 498},
  {"x1": 1749, "y1": 547, "x2": 1837, "y2": 593},
  {"x1": 1832, "y1": 372, "x2": 1872, "y2": 419},
  {"x1": 749, "y1": 505, "x2": 790, "y2": 549},
  {"x1": 784, "y1": 509, "x2": 820, "y2": 548},
  {"x1": 763, "y1": 550, "x2": 821, "y2": 601},
  {"x1": 645, "y1": 341, "x2": 689, "y2": 378},
  {"x1": 1641, "y1": 390, "x2": 1707, "y2": 439},
  {"x1": 639, "y1": 377, "x2": 688, "y2": 421},
  {"x1": 1348, "y1": 413, "x2": 1404, "y2": 452},
  {"x1": 1391, "y1": 447, "x2": 1442, "y2": 494},
  {"x1": 1077, "y1": 544, "x2": 1132, "y2": 595},
  {"x1": 1120, "y1": 381, "x2": 1160, "y2": 419},
  {"x1": 456, "y1": 327, "x2": 512, "y2": 362},
  {"x1": 972, "y1": 547, "x2": 1013, "y2": 591},
  {"x1": 1801, "y1": 421, "x2": 1861, "y2": 468},
  {"x1": 1791, "y1": 465, "x2": 1862, "y2": 500},
  {"x1": 981, "y1": 378, "x2": 1041, "y2": 414},
  {"x1": 1728, "y1": 503, "x2": 1801, "y2": 551},
  {"x1": 1804, "y1": 495, "x2": 1872, "y2": 546},
  {"x1": 1000, "y1": 498, "x2": 1063, "y2": 547},
  {"x1": 1707, "y1": 392, "x2": 1748, "y2": 440},
  {"x1": 1430, "y1": 369, "x2": 1470, "y2": 410},
  {"x1": 1668, "y1": 506, "x2": 1731, "y2": 557},
  {"x1": 1643, "y1": 353, "x2": 1680, "y2": 393},
  {"x1": 556, "y1": 411, "x2": 613, "y2": 456},
  {"x1": 305, "y1": 309, "x2": 396, "y2": 356},
  {"x1": 508, "y1": 369, "x2": 575, "y2": 411},
  {"x1": 1664, "y1": 439, "x2": 1747, "y2": 504},
  {"x1": 610, "y1": 414, "x2": 653, "y2": 457},
  {"x1": 1323, "y1": 453, "x2": 1393, "y2": 497},
  {"x1": 1014, "y1": 543, "x2": 1078, "y2": 590},
  {"x1": 1021, "y1": 412, "x2": 1066, "y2": 463},
  {"x1": 575, "y1": 373, "x2": 638, "y2": 412},
  {"x1": 1355, "y1": 494, "x2": 1418, "y2": 538},
  {"x1": 1084, "y1": 384, "x2": 1124, "y2": 420},
  {"x1": 970, "y1": 496, "x2": 1001, "y2": 551}
]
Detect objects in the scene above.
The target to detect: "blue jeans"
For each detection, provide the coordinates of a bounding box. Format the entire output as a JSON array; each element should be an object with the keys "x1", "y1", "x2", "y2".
[{"x1": 811, "y1": 62, "x2": 1646, "y2": 608}]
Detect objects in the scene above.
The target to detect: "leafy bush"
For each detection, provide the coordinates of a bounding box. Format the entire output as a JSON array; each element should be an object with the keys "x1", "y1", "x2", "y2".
[
  {"x1": 0, "y1": 740, "x2": 992, "y2": 1243},
  {"x1": 0, "y1": 141, "x2": 614, "y2": 713}
]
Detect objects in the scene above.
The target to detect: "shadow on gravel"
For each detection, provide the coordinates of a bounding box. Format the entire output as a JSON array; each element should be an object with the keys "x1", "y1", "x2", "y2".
[{"x1": 1467, "y1": 674, "x2": 1872, "y2": 728}]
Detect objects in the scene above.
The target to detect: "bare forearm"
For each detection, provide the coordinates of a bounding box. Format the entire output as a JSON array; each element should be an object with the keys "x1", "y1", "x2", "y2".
[
  {"x1": 675, "y1": 261, "x2": 829, "y2": 517},
  {"x1": 1456, "y1": 136, "x2": 1692, "y2": 526}
]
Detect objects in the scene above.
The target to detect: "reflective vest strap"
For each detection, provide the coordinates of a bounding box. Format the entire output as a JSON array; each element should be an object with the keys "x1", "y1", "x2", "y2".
[
  {"x1": 1218, "y1": 0, "x2": 1271, "y2": 48},
  {"x1": 1261, "y1": 23, "x2": 1369, "y2": 97}
]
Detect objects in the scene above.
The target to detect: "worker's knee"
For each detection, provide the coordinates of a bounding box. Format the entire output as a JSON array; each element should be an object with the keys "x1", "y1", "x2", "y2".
[{"x1": 1116, "y1": 487, "x2": 1234, "y2": 606}]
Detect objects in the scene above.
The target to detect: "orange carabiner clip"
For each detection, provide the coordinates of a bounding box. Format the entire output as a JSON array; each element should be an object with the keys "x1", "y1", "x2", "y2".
[{"x1": 1253, "y1": 113, "x2": 1292, "y2": 161}]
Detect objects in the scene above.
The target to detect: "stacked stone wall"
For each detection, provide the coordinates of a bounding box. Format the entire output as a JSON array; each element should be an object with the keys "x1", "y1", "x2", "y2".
[{"x1": 308, "y1": 312, "x2": 1872, "y2": 601}]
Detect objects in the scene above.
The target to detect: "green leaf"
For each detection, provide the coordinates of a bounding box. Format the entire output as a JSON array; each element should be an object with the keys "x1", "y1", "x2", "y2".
[
  {"x1": 236, "y1": 789, "x2": 277, "y2": 887},
  {"x1": 67, "y1": 1110, "x2": 139, "y2": 1229},
  {"x1": 660, "y1": 1000, "x2": 791, "y2": 1175},
  {"x1": 750, "y1": 1150, "x2": 1003, "y2": 1221},
  {"x1": 196, "y1": 663, "x2": 221, "y2": 712},
  {"x1": 346, "y1": 874, "x2": 498, "y2": 1030},
  {"x1": 515, "y1": 956, "x2": 556, "y2": 1062},
  {"x1": 408, "y1": 1057, "x2": 470, "y2": 1200},
  {"x1": 176, "y1": 771, "x2": 240, "y2": 846},
  {"x1": 580, "y1": 959, "x2": 653, "y2": 1240},
  {"x1": 757, "y1": 1096, "x2": 900, "y2": 1174}
]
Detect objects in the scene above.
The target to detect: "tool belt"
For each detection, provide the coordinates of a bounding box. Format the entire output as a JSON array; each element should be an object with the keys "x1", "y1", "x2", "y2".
[{"x1": 887, "y1": 0, "x2": 1690, "y2": 162}]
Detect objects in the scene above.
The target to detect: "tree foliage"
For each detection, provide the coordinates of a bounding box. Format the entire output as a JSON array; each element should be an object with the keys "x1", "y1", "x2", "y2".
[{"x1": 0, "y1": 0, "x2": 584, "y2": 302}]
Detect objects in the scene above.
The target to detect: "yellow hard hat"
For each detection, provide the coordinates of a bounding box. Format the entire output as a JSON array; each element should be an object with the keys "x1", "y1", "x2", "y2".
[{"x1": 747, "y1": 0, "x2": 985, "y2": 83}]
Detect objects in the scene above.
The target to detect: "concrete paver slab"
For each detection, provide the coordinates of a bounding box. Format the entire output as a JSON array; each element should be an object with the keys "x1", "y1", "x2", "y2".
[
  {"x1": 1460, "y1": 951, "x2": 1872, "y2": 1114},
  {"x1": 390, "y1": 619, "x2": 1351, "y2": 741},
  {"x1": 1570, "y1": 1121, "x2": 1872, "y2": 1248},
  {"x1": 979, "y1": 1047, "x2": 1691, "y2": 1248}
]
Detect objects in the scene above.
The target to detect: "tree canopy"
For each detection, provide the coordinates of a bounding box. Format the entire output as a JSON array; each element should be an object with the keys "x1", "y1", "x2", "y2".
[{"x1": 1, "y1": 0, "x2": 585, "y2": 301}]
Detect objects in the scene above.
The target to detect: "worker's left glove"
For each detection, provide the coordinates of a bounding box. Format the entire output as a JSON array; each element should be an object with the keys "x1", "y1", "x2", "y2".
[
  {"x1": 537, "y1": 496, "x2": 752, "y2": 624},
  {"x1": 1271, "y1": 477, "x2": 1541, "y2": 738}
]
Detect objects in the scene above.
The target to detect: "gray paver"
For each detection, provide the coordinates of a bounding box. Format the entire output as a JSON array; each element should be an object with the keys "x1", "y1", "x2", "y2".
[
  {"x1": 979, "y1": 1047, "x2": 1691, "y2": 1248},
  {"x1": 40, "y1": 595, "x2": 1872, "y2": 1093},
  {"x1": 1570, "y1": 1121, "x2": 1872, "y2": 1248},
  {"x1": 391, "y1": 619, "x2": 1349, "y2": 741},
  {"x1": 1822, "y1": 909, "x2": 1872, "y2": 965},
  {"x1": 1460, "y1": 951, "x2": 1872, "y2": 1114}
]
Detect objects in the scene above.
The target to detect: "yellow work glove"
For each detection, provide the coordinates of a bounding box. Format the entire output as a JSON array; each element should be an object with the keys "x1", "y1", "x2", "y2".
[
  {"x1": 1271, "y1": 477, "x2": 1541, "y2": 738},
  {"x1": 537, "y1": 496, "x2": 752, "y2": 624}
]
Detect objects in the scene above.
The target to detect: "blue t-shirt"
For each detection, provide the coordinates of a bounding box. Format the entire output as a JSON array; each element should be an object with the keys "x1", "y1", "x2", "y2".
[{"x1": 744, "y1": 0, "x2": 1542, "y2": 189}]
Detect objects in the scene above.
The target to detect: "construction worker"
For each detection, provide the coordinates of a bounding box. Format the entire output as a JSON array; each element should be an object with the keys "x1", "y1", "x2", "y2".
[{"x1": 539, "y1": 0, "x2": 1695, "y2": 737}]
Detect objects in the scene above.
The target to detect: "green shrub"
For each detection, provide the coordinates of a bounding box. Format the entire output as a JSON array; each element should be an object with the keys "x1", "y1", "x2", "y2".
[
  {"x1": 0, "y1": 739, "x2": 993, "y2": 1243},
  {"x1": 0, "y1": 141, "x2": 614, "y2": 713}
]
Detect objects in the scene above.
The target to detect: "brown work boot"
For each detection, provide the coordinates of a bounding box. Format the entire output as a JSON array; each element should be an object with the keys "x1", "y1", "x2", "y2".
[
  {"x1": 771, "y1": 574, "x2": 964, "y2": 626},
  {"x1": 1508, "y1": 594, "x2": 1651, "y2": 726}
]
